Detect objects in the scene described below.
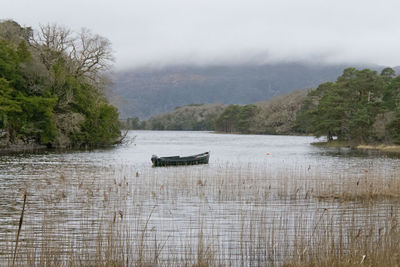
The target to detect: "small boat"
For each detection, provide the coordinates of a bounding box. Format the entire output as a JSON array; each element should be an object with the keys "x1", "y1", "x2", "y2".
[{"x1": 151, "y1": 152, "x2": 210, "y2": 167}]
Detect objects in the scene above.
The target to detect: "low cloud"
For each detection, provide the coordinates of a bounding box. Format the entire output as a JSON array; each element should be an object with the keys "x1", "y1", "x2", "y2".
[{"x1": 2, "y1": 0, "x2": 400, "y2": 69}]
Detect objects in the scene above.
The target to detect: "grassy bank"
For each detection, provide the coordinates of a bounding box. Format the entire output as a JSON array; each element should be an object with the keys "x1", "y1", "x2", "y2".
[
  {"x1": 2, "y1": 163, "x2": 400, "y2": 266},
  {"x1": 357, "y1": 144, "x2": 400, "y2": 154},
  {"x1": 312, "y1": 140, "x2": 400, "y2": 155},
  {"x1": 311, "y1": 140, "x2": 353, "y2": 148}
]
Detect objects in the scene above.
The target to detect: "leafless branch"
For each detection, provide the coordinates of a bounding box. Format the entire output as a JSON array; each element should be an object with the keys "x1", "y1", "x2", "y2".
[{"x1": 31, "y1": 24, "x2": 114, "y2": 84}]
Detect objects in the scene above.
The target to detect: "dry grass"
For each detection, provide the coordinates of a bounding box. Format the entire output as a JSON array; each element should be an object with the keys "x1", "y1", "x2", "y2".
[
  {"x1": 283, "y1": 212, "x2": 400, "y2": 266},
  {"x1": 314, "y1": 171, "x2": 400, "y2": 202},
  {"x1": 1, "y1": 163, "x2": 400, "y2": 266},
  {"x1": 358, "y1": 144, "x2": 400, "y2": 154},
  {"x1": 312, "y1": 142, "x2": 400, "y2": 155},
  {"x1": 311, "y1": 140, "x2": 353, "y2": 148}
]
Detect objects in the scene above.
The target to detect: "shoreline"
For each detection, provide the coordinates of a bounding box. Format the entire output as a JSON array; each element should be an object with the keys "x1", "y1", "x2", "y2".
[
  {"x1": 0, "y1": 143, "x2": 47, "y2": 154},
  {"x1": 357, "y1": 144, "x2": 400, "y2": 154},
  {"x1": 312, "y1": 141, "x2": 400, "y2": 154}
]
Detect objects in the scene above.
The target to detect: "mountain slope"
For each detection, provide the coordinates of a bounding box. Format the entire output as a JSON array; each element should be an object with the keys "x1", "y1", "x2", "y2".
[{"x1": 111, "y1": 63, "x2": 366, "y2": 119}]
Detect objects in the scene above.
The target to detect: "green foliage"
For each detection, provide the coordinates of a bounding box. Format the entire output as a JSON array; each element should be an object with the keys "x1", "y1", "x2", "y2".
[
  {"x1": 72, "y1": 104, "x2": 120, "y2": 147},
  {"x1": 310, "y1": 84, "x2": 347, "y2": 140},
  {"x1": 297, "y1": 67, "x2": 400, "y2": 144},
  {"x1": 144, "y1": 104, "x2": 225, "y2": 131},
  {"x1": 0, "y1": 78, "x2": 56, "y2": 143},
  {"x1": 292, "y1": 98, "x2": 316, "y2": 134},
  {"x1": 383, "y1": 76, "x2": 400, "y2": 110},
  {"x1": 51, "y1": 64, "x2": 121, "y2": 147},
  {"x1": 215, "y1": 105, "x2": 241, "y2": 132},
  {"x1": 381, "y1": 67, "x2": 396, "y2": 79},
  {"x1": 387, "y1": 109, "x2": 400, "y2": 145},
  {"x1": 17, "y1": 95, "x2": 57, "y2": 144},
  {"x1": 0, "y1": 39, "x2": 26, "y2": 91},
  {"x1": 237, "y1": 105, "x2": 259, "y2": 133},
  {"x1": 143, "y1": 90, "x2": 307, "y2": 135},
  {"x1": 16, "y1": 41, "x2": 31, "y2": 62},
  {"x1": 0, "y1": 20, "x2": 120, "y2": 148},
  {"x1": 147, "y1": 118, "x2": 165, "y2": 130},
  {"x1": 214, "y1": 104, "x2": 259, "y2": 133},
  {"x1": 0, "y1": 78, "x2": 22, "y2": 129}
]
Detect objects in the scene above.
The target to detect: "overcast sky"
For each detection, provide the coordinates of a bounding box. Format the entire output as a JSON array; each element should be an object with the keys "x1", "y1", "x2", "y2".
[{"x1": 1, "y1": 0, "x2": 400, "y2": 70}]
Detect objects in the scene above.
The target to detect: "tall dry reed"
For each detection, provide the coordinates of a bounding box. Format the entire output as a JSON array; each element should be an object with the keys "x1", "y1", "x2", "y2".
[{"x1": 1, "y1": 162, "x2": 400, "y2": 266}]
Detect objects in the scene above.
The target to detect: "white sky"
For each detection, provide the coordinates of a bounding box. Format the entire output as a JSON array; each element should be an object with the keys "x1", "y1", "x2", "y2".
[{"x1": 1, "y1": 0, "x2": 400, "y2": 69}]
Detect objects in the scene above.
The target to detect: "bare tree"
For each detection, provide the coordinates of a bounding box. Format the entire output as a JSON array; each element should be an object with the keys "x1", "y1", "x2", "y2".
[
  {"x1": 31, "y1": 24, "x2": 73, "y2": 70},
  {"x1": 71, "y1": 28, "x2": 114, "y2": 80},
  {"x1": 32, "y1": 24, "x2": 114, "y2": 83}
]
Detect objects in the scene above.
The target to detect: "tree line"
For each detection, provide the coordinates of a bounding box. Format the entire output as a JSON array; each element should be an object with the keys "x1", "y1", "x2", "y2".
[
  {"x1": 126, "y1": 67, "x2": 400, "y2": 146},
  {"x1": 0, "y1": 20, "x2": 120, "y2": 149},
  {"x1": 123, "y1": 90, "x2": 306, "y2": 135},
  {"x1": 295, "y1": 67, "x2": 400, "y2": 144},
  {"x1": 122, "y1": 104, "x2": 226, "y2": 131}
]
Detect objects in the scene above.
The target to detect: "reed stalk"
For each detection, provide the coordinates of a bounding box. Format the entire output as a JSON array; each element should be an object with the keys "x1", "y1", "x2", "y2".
[
  {"x1": 12, "y1": 191, "x2": 27, "y2": 267},
  {"x1": 2, "y1": 163, "x2": 400, "y2": 266}
]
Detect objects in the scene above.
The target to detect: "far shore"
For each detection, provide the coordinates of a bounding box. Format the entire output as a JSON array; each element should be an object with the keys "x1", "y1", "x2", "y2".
[
  {"x1": 357, "y1": 144, "x2": 400, "y2": 154},
  {"x1": 312, "y1": 140, "x2": 400, "y2": 154}
]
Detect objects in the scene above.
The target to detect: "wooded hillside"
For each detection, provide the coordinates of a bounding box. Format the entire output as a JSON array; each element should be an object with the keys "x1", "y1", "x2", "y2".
[
  {"x1": 0, "y1": 20, "x2": 120, "y2": 150},
  {"x1": 129, "y1": 90, "x2": 307, "y2": 134},
  {"x1": 295, "y1": 67, "x2": 400, "y2": 144},
  {"x1": 125, "y1": 104, "x2": 226, "y2": 131},
  {"x1": 130, "y1": 66, "x2": 400, "y2": 146}
]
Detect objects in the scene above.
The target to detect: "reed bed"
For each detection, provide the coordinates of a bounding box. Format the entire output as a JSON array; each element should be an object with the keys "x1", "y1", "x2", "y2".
[
  {"x1": 315, "y1": 174, "x2": 400, "y2": 201},
  {"x1": 1, "y1": 162, "x2": 400, "y2": 266}
]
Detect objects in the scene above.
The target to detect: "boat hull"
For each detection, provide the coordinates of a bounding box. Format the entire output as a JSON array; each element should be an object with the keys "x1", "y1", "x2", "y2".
[{"x1": 151, "y1": 152, "x2": 210, "y2": 167}]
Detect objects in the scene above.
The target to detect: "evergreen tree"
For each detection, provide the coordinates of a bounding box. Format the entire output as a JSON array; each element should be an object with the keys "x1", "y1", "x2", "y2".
[
  {"x1": 0, "y1": 20, "x2": 121, "y2": 148},
  {"x1": 297, "y1": 67, "x2": 393, "y2": 144}
]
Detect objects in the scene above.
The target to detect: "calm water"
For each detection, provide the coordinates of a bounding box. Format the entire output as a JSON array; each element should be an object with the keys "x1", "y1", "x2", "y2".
[
  {"x1": 1, "y1": 131, "x2": 399, "y2": 265},
  {"x1": 1, "y1": 130, "x2": 398, "y2": 176}
]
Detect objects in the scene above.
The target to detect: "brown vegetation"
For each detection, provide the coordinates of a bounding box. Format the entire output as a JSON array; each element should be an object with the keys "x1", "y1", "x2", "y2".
[
  {"x1": 2, "y1": 163, "x2": 400, "y2": 266},
  {"x1": 139, "y1": 89, "x2": 308, "y2": 134},
  {"x1": 252, "y1": 90, "x2": 308, "y2": 134},
  {"x1": 357, "y1": 144, "x2": 400, "y2": 154}
]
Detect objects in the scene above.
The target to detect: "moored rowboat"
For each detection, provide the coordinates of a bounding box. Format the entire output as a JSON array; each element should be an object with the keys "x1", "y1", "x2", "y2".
[{"x1": 151, "y1": 152, "x2": 210, "y2": 167}]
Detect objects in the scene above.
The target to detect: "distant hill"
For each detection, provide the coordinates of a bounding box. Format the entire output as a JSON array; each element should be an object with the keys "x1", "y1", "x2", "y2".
[
  {"x1": 111, "y1": 63, "x2": 375, "y2": 119},
  {"x1": 393, "y1": 66, "x2": 400, "y2": 75}
]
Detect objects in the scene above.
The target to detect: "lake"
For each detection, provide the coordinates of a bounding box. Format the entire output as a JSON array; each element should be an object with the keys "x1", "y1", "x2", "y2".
[{"x1": 1, "y1": 131, "x2": 399, "y2": 265}]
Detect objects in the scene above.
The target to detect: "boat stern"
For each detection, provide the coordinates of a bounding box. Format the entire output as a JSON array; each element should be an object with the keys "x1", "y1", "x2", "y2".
[{"x1": 151, "y1": 155, "x2": 158, "y2": 165}]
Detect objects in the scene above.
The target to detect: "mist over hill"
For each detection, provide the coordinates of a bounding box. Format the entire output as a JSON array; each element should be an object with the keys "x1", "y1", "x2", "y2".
[{"x1": 111, "y1": 63, "x2": 376, "y2": 119}]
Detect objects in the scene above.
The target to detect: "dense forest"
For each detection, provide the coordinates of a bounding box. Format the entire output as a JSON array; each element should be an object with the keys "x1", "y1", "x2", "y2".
[
  {"x1": 295, "y1": 67, "x2": 400, "y2": 144},
  {"x1": 0, "y1": 20, "x2": 120, "y2": 149},
  {"x1": 142, "y1": 104, "x2": 226, "y2": 131},
  {"x1": 125, "y1": 90, "x2": 307, "y2": 135},
  {"x1": 129, "y1": 67, "x2": 400, "y2": 145},
  {"x1": 214, "y1": 90, "x2": 308, "y2": 134}
]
